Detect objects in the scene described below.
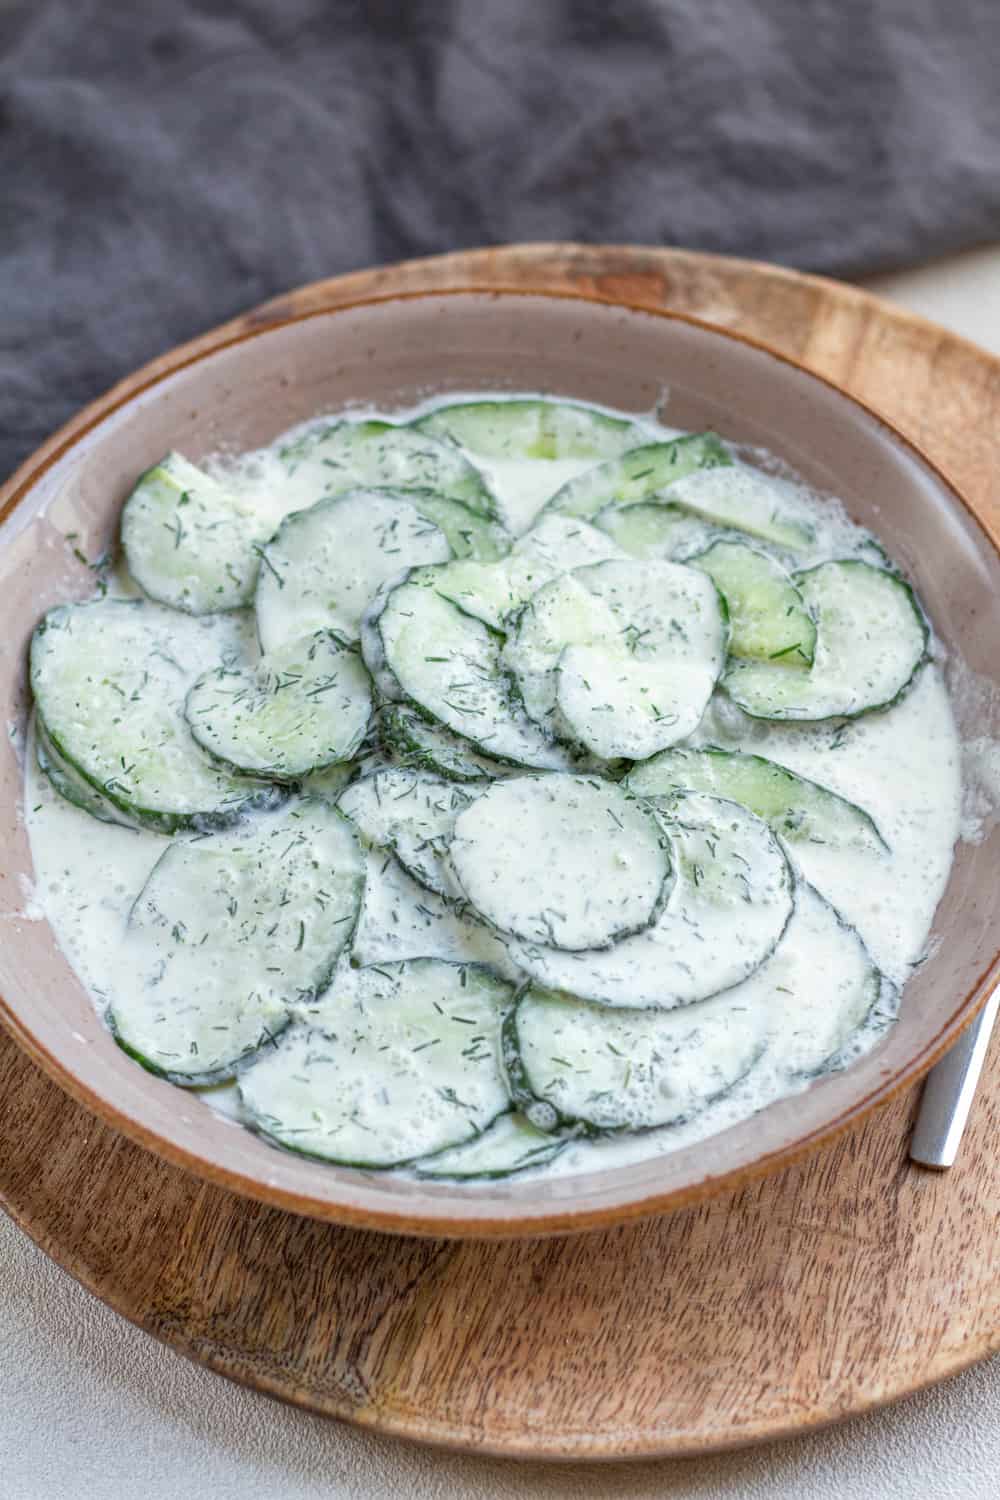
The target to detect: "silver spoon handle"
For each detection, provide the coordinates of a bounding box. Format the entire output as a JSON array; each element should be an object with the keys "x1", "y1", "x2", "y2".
[{"x1": 909, "y1": 988, "x2": 1000, "y2": 1168}]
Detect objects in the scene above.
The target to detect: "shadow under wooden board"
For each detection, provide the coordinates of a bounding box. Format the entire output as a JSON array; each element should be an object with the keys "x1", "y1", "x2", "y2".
[{"x1": 2, "y1": 244, "x2": 999, "y2": 1461}]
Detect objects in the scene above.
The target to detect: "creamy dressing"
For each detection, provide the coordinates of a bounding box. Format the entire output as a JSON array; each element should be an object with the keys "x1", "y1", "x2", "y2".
[
  {"x1": 24, "y1": 398, "x2": 964, "y2": 1183},
  {"x1": 475, "y1": 456, "x2": 596, "y2": 535}
]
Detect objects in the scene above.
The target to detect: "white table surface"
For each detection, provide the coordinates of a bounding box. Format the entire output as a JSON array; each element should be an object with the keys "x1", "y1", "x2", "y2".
[{"x1": 3, "y1": 247, "x2": 1000, "y2": 1499}]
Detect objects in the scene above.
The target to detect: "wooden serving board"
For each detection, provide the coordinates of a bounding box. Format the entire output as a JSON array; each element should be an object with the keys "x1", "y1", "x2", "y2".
[{"x1": 3, "y1": 245, "x2": 1000, "y2": 1461}]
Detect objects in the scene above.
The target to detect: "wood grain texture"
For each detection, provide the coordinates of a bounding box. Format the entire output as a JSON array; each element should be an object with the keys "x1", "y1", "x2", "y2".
[{"x1": 2, "y1": 244, "x2": 999, "y2": 1460}]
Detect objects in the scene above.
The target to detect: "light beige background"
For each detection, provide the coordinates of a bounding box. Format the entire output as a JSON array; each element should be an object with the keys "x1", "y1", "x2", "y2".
[{"x1": 2, "y1": 247, "x2": 999, "y2": 1498}]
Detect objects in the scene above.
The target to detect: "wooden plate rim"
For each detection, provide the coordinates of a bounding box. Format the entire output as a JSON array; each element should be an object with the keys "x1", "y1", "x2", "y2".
[
  {"x1": 2, "y1": 248, "x2": 1000, "y2": 1461},
  {"x1": 2, "y1": 1117, "x2": 999, "y2": 1461}
]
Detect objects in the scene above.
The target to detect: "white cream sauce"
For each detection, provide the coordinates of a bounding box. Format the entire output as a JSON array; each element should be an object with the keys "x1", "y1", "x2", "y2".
[
  {"x1": 476, "y1": 456, "x2": 596, "y2": 535},
  {"x1": 24, "y1": 397, "x2": 964, "y2": 1183}
]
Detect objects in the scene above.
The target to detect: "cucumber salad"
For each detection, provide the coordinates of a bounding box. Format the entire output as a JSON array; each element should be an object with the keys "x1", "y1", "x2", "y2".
[{"x1": 24, "y1": 396, "x2": 962, "y2": 1182}]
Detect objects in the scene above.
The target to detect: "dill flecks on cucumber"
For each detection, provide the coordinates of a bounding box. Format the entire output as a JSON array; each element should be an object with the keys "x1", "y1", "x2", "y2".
[{"x1": 31, "y1": 393, "x2": 947, "y2": 1183}]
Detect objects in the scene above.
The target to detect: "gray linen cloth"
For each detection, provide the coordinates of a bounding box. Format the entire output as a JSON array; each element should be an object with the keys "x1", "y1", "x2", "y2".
[{"x1": 3, "y1": 0, "x2": 1000, "y2": 478}]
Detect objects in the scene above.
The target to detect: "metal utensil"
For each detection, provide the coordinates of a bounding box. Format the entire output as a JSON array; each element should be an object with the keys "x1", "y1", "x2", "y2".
[{"x1": 910, "y1": 988, "x2": 999, "y2": 1168}]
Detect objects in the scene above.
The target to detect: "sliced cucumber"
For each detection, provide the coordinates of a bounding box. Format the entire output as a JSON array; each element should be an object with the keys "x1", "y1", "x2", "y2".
[
  {"x1": 31, "y1": 600, "x2": 279, "y2": 833},
  {"x1": 356, "y1": 586, "x2": 405, "y2": 706},
  {"x1": 450, "y1": 775, "x2": 670, "y2": 951},
  {"x1": 110, "y1": 798, "x2": 364, "y2": 1084},
  {"x1": 502, "y1": 572, "x2": 615, "y2": 729},
  {"x1": 722, "y1": 561, "x2": 928, "y2": 721},
  {"x1": 558, "y1": 559, "x2": 728, "y2": 760},
  {"x1": 254, "y1": 490, "x2": 452, "y2": 651},
  {"x1": 415, "y1": 1111, "x2": 569, "y2": 1178},
  {"x1": 555, "y1": 645, "x2": 719, "y2": 763},
  {"x1": 300, "y1": 760, "x2": 361, "y2": 803},
  {"x1": 430, "y1": 554, "x2": 557, "y2": 633},
  {"x1": 761, "y1": 880, "x2": 881, "y2": 1077},
  {"x1": 593, "y1": 501, "x2": 722, "y2": 562},
  {"x1": 504, "y1": 560, "x2": 727, "y2": 760},
  {"x1": 383, "y1": 489, "x2": 511, "y2": 563},
  {"x1": 509, "y1": 793, "x2": 792, "y2": 1009},
  {"x1": 690, "y1": 541, "x2": 816, "y2": 665},
  {"x1": 338, "y1": 768, "x2": 475, "y2": 898},
  {"x1": 666, "y1": 465, "x2": 815, "y2": 549},
  {"x1": 35, "y1": 715, "x2": 120, "y2": 825},
  {"x1": 362, "y1": 567, "x2": 574, "y2": 770},
  {"x1": 512, "y1": 513, "x2": 629, "y2": 570},
  {"x1": 376, "y1": 704, "x2": 509, "y2": 782},
  {"x1": 507, "y1": 982, "x2": 764, "y2": 1132},
  {"x1": 544, "y1": 434, "x2": 732, "y2": 521},
  {"x1": 625, "y1": 747, "x2": 887, "y2": 854},
  {"x1": 349, "y1": 848, "x2": 516, "y2": 975},
  {"x1": 279, "y1": 420, "x2": 501, "y2": 520},
  {"x1": 430, "y1": 515, "x2": 624, "y2": 632},
  {"x1": 508, "y1": 877, "x2": 881, "y2": 1126},
  {"x1": 185, "y1": 630, "x2": 372, "y2": 780},
  {"x1": 413, "y1": 399, "x2": 646, "y2": 460},
  {"x1": 240, "y1": 959, "x2": 512, "y2": 1167},
  {"x1": 121, "y1": 452, "x2": 274, "y2": 614}
]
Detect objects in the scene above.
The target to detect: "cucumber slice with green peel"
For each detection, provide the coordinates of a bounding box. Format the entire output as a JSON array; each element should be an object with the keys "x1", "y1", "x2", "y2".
[
  {"x1": 30, "y1": 600, "x2": 280, "y2": 833},
  {"x1": 35, "y1": 715, "x2": 122, "y2": 825},
  {"x1": 431, "y1": 554, "x2": 557, "y2": 632},
  {"x1": 338, "y1": 768, "x2": 476, "y2": 898},
  {"x1": 109, "y1": 798, "x2": 364, "y2": 1085},
  {"x1": 543, "y1": 434, "x2": 732, "y2": 521},
  {"x1": 279, "y1": 420, "x2": 501, "y2": 520},
  {"x1": 554, "y1": 646, "x2": 716, "y2": 763},
  {"x1": 376, "y1": 704, "x2": 509, "y2": 782},
  {"x1": 384, "y1": 489, "x2": 511, "y2": 562},
  {"x1": 357, "y1": 585, "x2": 404, "y2": 706},
  {"x1": 666, "y1": 466, "x2": 815, "y2": 549},
  {"x1": 760, "y1": 880, "x2": 882, "y2": 1077},
  {"x1": 430, "y1": 515, "x2": 624, "y2": 632},
  {"x1": 240, "y1": 959, "x2": 513, "y2": 1168},
  {"x1": 557, "y1": 558, "x2": 728, "y2": 760},
  {"x1": 349, "y1": 848, "x2": 517, "y2": 975},
  {"x1": 506, "y1": 982, "x2": 765, "y2": 1132},
  {"x1": 185, "y1": 630, "x2": 373, "y2": 780},
  {"x1": 593, "y1": 501, "x2": 722, "y2": 562},
  {"x1": 503, "y1": 573, "x2": 615, "y2": 728},
  {"x1": 503, "y1": 559, "x2": 727, "y2": 760},
  {"x1": 507, "y1": 877, "x2": 881, "y2": 1127},
  {"x1": 301, "y1": 760, "x2": 361, "y2": 803},
  {"x1": 512, "y1": 513, "x2": 628, "y2": 570},
  {"x1": 415, "y1": 1111, "x2": 570, "y2": 1178},
  {"x1": 625, "y1": 747, "x2": 887, "y2": 854},
  {"x1": 362, "y1": 567, "x2": 575, "y2": 770},
  {"x1": 722, "y1": 561, "x2": 929, "y2": 721},
  {"x1": 448, "y1": 775, "x2": 671, "y2": 951},
  {"x1": 413, "y1": 399, "x2": 647, "y2": 460},
  {"x1": 121, "y1": 452, "x2": 275, "y2": 614},
  {"x1": 254, "y1": 490, "x2": 453, "y2": 651},
  {"x1": 689, "y1": 541, "x2": 816, "y2": 665},
  {"x1": 509, "y1": 792, "x2": 792, "y2": 1009}
]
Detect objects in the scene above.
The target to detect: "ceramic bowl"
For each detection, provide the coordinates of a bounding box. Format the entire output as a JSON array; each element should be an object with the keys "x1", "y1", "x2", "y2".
[{"x1": 2, "y1": 289, "x2": 998, "y2": 1236}]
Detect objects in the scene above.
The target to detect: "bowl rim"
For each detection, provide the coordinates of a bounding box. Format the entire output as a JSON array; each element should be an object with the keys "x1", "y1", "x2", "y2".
[{"x1": 3, "y1": 284, "x2": 999, "y2": 1239}]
